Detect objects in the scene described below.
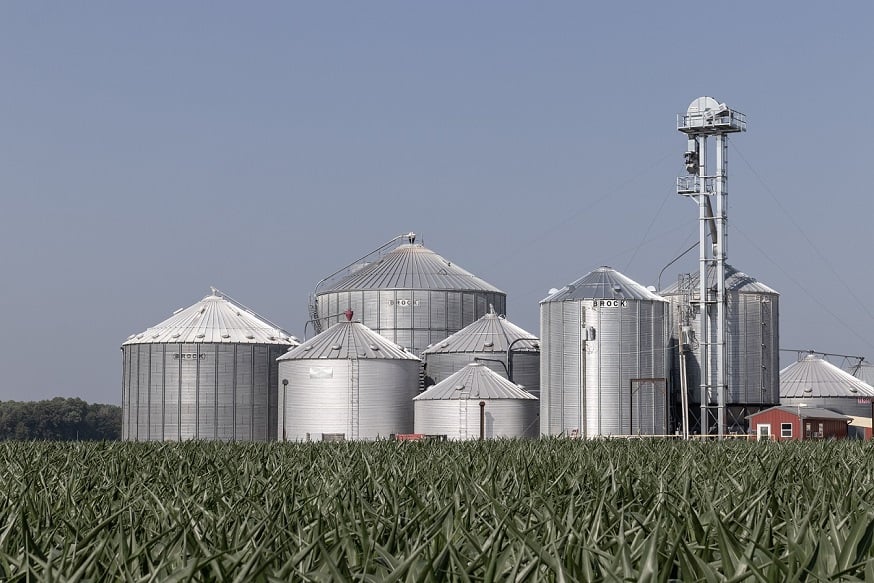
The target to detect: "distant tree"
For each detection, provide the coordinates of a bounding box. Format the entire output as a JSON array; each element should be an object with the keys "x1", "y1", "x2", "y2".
[{"x1": 0, "y1": 398, "x2": 121, "y2": 440}]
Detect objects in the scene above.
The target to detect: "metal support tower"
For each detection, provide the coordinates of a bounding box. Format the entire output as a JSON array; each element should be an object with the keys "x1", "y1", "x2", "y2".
[{"x1": 677, "y1": 97, "x2": 746, "y2": 438}]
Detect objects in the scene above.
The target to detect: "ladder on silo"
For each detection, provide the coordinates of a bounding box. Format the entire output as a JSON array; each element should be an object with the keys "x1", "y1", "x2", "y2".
[{"x1": 459, "y1": 390, "x2": 470, "y2": 440}]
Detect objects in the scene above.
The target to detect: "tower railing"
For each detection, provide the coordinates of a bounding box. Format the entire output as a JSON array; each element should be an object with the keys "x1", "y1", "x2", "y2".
[{"x1": 678, "y1": 109, "x2": 746, "y2": 133}]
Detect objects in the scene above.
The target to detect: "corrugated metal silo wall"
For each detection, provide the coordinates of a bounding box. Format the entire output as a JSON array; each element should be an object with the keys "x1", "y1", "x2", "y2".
[
  {"x1": 540, "y1": 300, "x2": 667, "y2": 437},
  {"x1": 278, "y1": 359, "x2": 421, "y2": 441},
  {"x1": 316, "y1": 290, "x2": 506, "y2": 355},
  {"x1": 540, "y1": 301, "x2": 584, "y2": 436},
  {"x1": 667, "y1": 292, "x2": 779, "y2": 408},
  {"x1": 122, "y1": 344, "x2": 284, "y2": 441},
  {"x1": 414, "y1": 400, "x2": 538, "y2": 439},
  {"x1": 424, "y1": 352, "x2": 540, "y2": 397}
]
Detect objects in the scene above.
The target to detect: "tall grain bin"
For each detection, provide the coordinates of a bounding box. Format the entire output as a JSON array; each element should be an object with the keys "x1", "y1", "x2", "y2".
[
  {"x1": 311, "y1": 233, "x2": 505, "y2": 356},
  {"x1": 277, "y1": 310, "x2": 422, "y2": 441},
  {"x1": 413, "y1": 363, "x2": 538, "y2": 439},
  {"x1": 780, "y1": 353, "x2": 874, "y2": 418},
  {"x1": 661, "y1": 264, "x2": 779, "y2": 433},
  {"x1": 421, "y1": 306, "x2": 539, "y2": 397},
  {"x1": 121, "y1": 289, "x2": 297, "y2": 441},
  {"x1": 540, "y1": 267, "x2": 669, "y2": 438}
]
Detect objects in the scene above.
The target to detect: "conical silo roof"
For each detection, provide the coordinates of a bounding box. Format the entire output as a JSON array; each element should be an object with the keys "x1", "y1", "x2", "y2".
[
  {"x1": 123, "y1": 289, "x2": 298, "y2": 346},
  {"x1": 413, "y1": 363, "x2": 536, "y2": 401},
  {"x1": 780, "y1": 353, "x2": 874, "y2": 399},
  {"x1": 540, "y1": 266, "x2": 664, "y2": 303},
  {"x1": 661, "y1": 264, "x2": 778, "y2": 295},
  {"x1": 421, "y1": 306, "x2": 538, "y2": 355},
  {"x1": 321, "y1": 238, "x2": 503, "y2": 293},
  {"x1": 279, "y1": 312, "x2": 420, "y2": 361}
]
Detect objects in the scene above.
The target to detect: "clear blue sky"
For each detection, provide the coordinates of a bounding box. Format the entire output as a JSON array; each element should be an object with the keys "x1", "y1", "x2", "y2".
[{"x1": 2, "y1": 2, "x2": 872, "y2": 404}]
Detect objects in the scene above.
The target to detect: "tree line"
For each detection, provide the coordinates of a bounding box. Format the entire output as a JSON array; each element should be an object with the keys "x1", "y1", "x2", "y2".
[{"x1": 0, "y1": 397, "x2": 121, "y2": 440}]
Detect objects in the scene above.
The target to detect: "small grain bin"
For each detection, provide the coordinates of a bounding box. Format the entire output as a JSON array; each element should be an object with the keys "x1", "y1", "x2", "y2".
[
  {"x1": 413, "y1": 363, "x2": 538, "y2": 439},
  {"x1": 121, "y1": 289, "x2": 298, "y2": 441},
  {"x1": 277, "y1": 310, "x2": 422, "y2": 441},
  {"x1": 540, "y1": 267, "x2": 669, "y2": 438},
  {"x1": 421, "y1": 306, "x2": 539, "y2": 397}
]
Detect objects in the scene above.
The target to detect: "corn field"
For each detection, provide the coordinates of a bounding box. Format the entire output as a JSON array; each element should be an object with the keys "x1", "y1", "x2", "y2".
[{"x1": 1, "y1": 439, "x2": 873, "y2": 581}]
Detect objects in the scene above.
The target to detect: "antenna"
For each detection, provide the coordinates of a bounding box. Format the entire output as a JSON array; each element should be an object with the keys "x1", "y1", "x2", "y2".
[{"x1": 677, "y1": 97, "x2": 746, "y2": 439}]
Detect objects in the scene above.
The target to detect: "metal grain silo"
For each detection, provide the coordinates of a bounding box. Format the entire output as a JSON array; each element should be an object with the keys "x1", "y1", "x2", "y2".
[
  {"x1": 780, "y1": 353, "x2": 874, "y2": 418},
  {"x1": 421, "y1": 306, "x2": 539, "y2": 397},
  {"x1": 277, "y1": 310, "x2": 422, "y2": 441},
  {"x1": 121, "y1": 289, "x2": 298, "y2": 441},
  {"x1": 540, "y1": 267, "x2": 669, "y2": 438},
  {"x1": 661, "y1": 264, "x2": 779, "y2": 433},
  {"x1": 311, "y1": 233, "x2": 506, "y2": 356},
  {"x1": 413, "y1": 363, "x2": 538, "y2": 439}
]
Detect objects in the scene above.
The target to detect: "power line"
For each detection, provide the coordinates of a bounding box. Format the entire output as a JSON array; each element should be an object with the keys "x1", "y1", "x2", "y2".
[{"x1": 731, "y1": 142, "x2": 874, "y2": 322}]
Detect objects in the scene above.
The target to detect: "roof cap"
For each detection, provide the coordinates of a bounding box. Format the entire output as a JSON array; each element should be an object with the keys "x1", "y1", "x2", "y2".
[
  {"x1": 414, "y1": 363, "x2": 536, "y2": 401},
  {"x1": 279, "y1": 320, "x2": 420, "y2": 362},
  {"x1": 319, "y1": 238, "x2": 504, "y2": 293},
  {"x1": 123, "y1": 289, "x2": 298, "y2": 346},
  {"x1": 780, "y1": 353, "x2": 874, "y2": 399},
  {"x1": 422, "y1": 306, "x2": 538, "y2": 354},
  {"x1": 541, "y1": 266, "x2": 664, "y2": 303}
]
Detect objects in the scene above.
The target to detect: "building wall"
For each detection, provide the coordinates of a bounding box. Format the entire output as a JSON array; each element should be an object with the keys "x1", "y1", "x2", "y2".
[{"x1": 749, "y1": 409, "x2": 848, "y2": 441}]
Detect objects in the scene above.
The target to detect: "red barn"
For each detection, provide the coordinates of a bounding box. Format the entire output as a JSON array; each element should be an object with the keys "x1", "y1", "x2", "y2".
[{"x1": 748, "y1": 406, "x2": 850, "y2": 441}]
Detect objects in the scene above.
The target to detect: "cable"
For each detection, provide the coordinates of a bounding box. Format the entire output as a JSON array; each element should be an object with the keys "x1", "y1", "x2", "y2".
[
  {"x1": 731, "y1": 143, "x2": 874, "y2": 322},
  {"x1": 491, "y1": 151, "x2": 674, "y2": 269},
  {"x1": 732, "y1": 223, "x2": 874, "y2": 353},
  {"x1": 624, "y1": 187, "x2": 673, "y2": 272}
]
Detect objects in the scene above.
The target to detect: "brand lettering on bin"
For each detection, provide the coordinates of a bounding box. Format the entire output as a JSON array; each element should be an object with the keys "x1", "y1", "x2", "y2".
[
  {"x1": 594, "y1": 299, "x2": 628, "y2": 308},
  {"x1": 173, "y1": 353, "x2": 206, "y2": 360},
  {"x1": 389, "y1": 299, "x2": 421, "y2": 307}
]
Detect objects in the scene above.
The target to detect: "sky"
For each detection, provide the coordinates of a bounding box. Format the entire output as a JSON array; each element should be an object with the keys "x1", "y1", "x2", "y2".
[{"x1": 2, "y1": 2, "x2": 873, "y2": 404}]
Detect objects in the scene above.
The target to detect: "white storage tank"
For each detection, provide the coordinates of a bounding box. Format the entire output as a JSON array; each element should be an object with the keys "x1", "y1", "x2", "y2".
[
  {"x1": 277, "y1": 310, "x2": 422, "y2": 441},
  {"x1": 540, "y1": 267, "x2": 669, "y2": 438},
  {"x1": 421, "y1": 306, "x2": 539, "y2": 397},
  {"x1": 413, "y1": 363, "x2": 538, "y2": 440},
  {"x1": 312, "y1": 233, "x2": 506, "y2": 356},
  {"x1": 121, "y1": 289, "x2": 298, "y2": 441}
]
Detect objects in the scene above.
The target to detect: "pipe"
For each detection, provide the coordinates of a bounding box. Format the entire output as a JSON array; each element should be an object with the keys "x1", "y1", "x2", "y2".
[
  {"x1": 656, "y1": 242, "x2": 699, "y2": 292},
  {"x1": 506, "y1": 337, "x2": 539, "y2": 384},
  {"x1": 479, "y1": 401, "x2": 486, "y2": 440},
  {"x1": 473, "y1": 356, "x2": 509, "y2": 377}
]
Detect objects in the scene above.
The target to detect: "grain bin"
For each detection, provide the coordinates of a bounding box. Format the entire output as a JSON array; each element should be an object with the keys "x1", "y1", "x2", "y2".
[
  {"x1": 661, "y1": 264, "x2": 779, "y2": 432},
  {"x1": 311, "y1": 233, "x2": 505, "y2": 356},
  {"x1": 780, "y1": 353, "x2": 874, "y2": 418},
  {"x1": 421, "y1": 306, "x2": 539, "y2": 396},
  {"x1": 540, "y1": 267, "x2": 669, "y2": 438},
  {"x1": 121, "y1": 289, "x2": 298, "y2": 441},
  {"x1": 277, "y1": 310, "x2": 422, "y2": 441},
  {"x1": 413, "y1": 363, "x2": 538, "y2": 439}
]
